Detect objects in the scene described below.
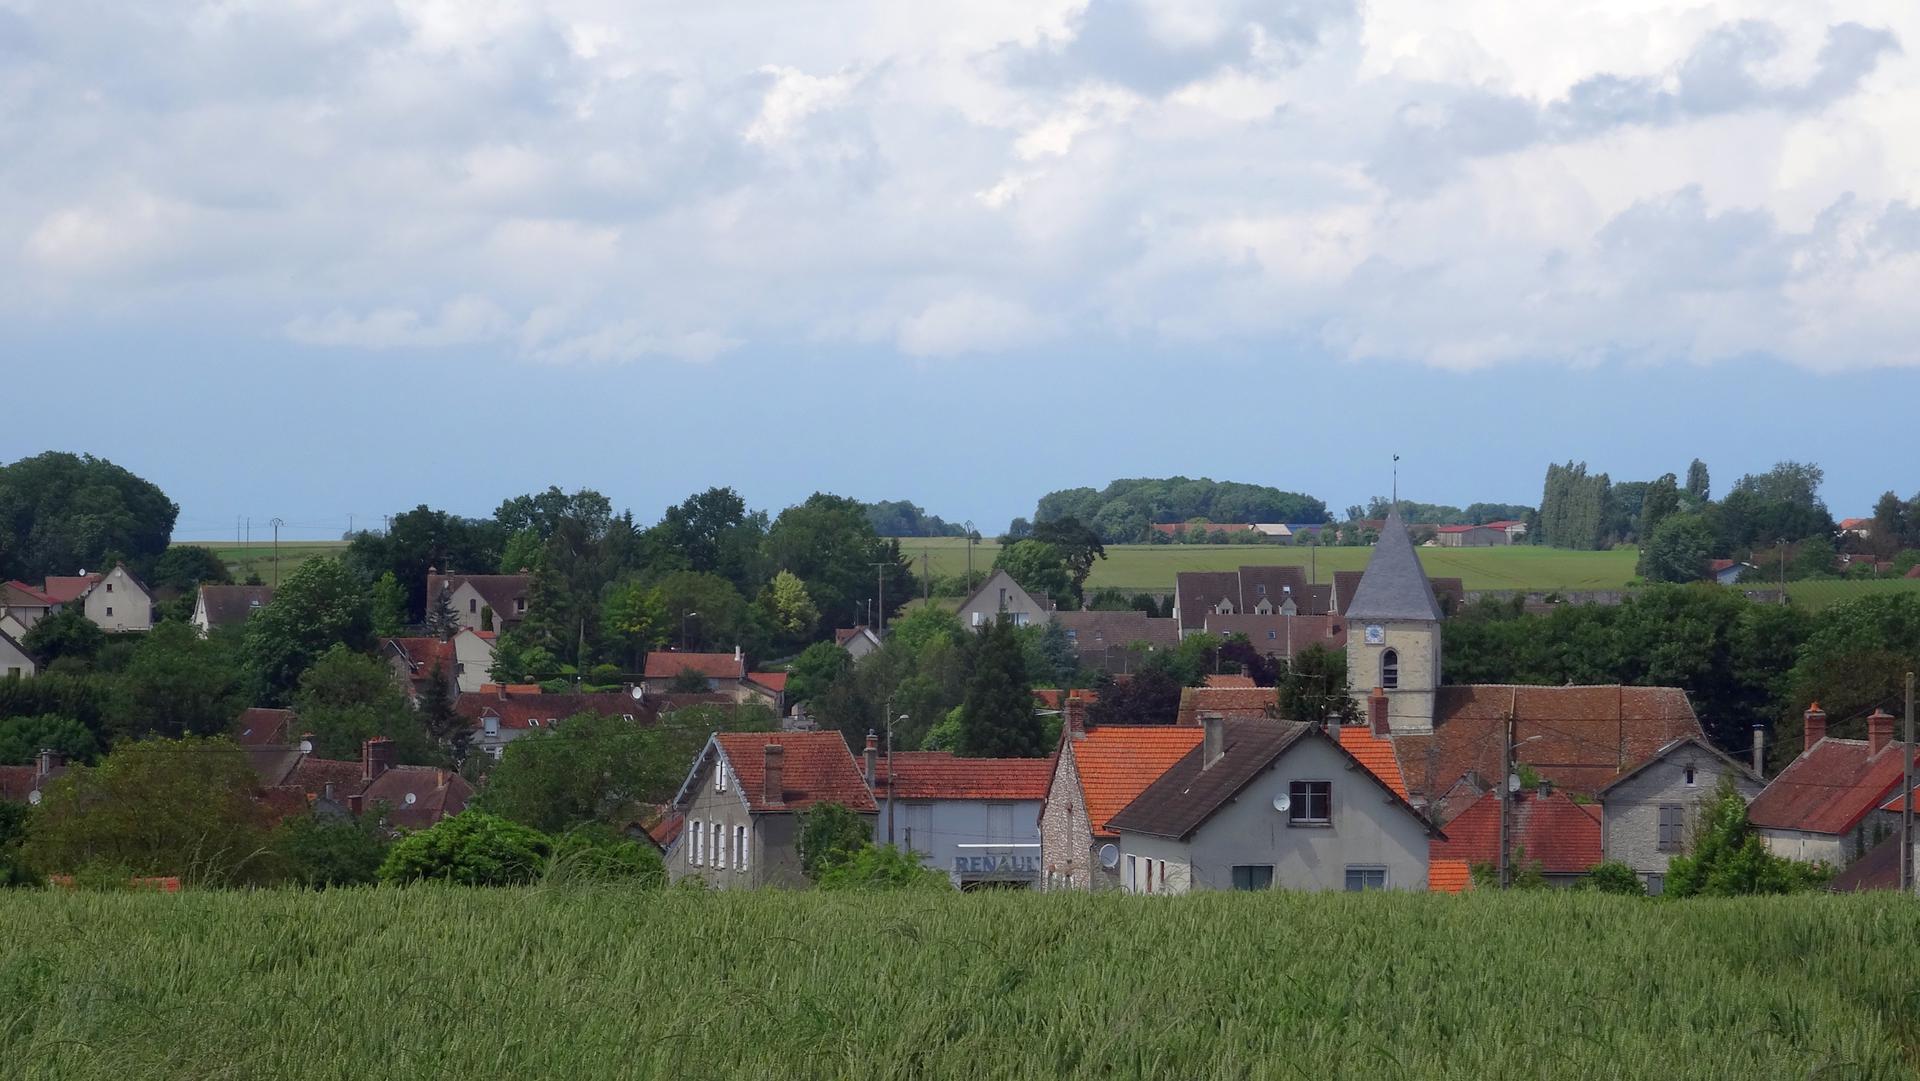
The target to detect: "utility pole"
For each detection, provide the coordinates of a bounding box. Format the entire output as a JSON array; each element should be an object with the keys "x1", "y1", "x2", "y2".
[
  {"x1": 922, "y1": 551, "x2": 930, "y2": 602},
  {"x1": 1904, "y1": 671, "x2": 1915, "y2": 895},
  {"x1": 869, "y1": 562, "x2": 890, "y2": 637},
  {"x1": 270, "y1": 518, "x2": 284, "y2": 588},
  {"x1": 964, "y1": 521, "x2": 976, "y2": 593},
  {"x1": 1498, "y1": 698, "x2": 1514, "y2": 889}
]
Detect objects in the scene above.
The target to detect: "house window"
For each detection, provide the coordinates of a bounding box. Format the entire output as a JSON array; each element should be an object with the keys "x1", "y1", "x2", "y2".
[
  {"x1": 1125, "y1": 854, "x2": 1137, "y2": 893},
  {"x1": 736, "y1": 825, "x2": 748, "y2": 871},
  {"x1": 1344, "y1": 867, "x2": 1388, "y2": 891},
  {"x1": 1380, "y1": 649, "x2": 1398, "y2": 689},
  {"x1": 714, "y1": 823, "x2": 727, "y2": 870},
  {"x1": 716, "y1": 765, "x2": 727, "y2": 793},
  {"x1": 689, "y1": 819, "x2": 703, "y2": 865},
  {"x1": 1657, "y1": 804, "x2": 1684, "y2": 851},
  {"x1": 1683, "y1": 766, "x2": 1696, "y2": 787},
  {"x1": 1267, "y1": 630, "x2": 1277, "y2": 640},
  {"x1": 105, "y1": 606, "x2": 113, "y2": 617},
  {"x1": 1231, "y1": 865, "x2": 1274, "y2": 890},
  {"x1": 469, "y1": 598, "x2": 478, "y2": 613},
  {"x1": 105, "y1": 583, "x2": 113, "y2": 593},
  {"x1": 5, "y1": 667, "x2": 18, "y2": 679},
  {"x1": 1645, "y1": 874, "x2": 1665, "y2": 897},
  {"x1": 516, "y1": 598, "x2": 526, "y2": 613},
  {"x1": 1288, "y1": 780, "x2": 1331, "y2": 826},
  {"x1": 1255, "y1": 584, "x2": 1266, "y2": 596}
]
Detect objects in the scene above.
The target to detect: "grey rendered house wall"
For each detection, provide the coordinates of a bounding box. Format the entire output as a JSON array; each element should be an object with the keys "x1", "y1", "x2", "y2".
[
  {"x1": 669, "y1": 756, "x2": 765, "y2": 890},
  {"x1": 1119, "y1": 737, "x2": 1431, "y2": 892},
  {"x1": 1601, "y1": 752, "x2": 1761, "y2": 880},
  {"x1": 84, "y1": 566, "x2": 152, "y2": 632},
  {"x1": 957, "y1": 571, "x2": 1049, "y2": 630},
  {"x1": 0, "y1": 635, "x2": 34, "y2": 678}
]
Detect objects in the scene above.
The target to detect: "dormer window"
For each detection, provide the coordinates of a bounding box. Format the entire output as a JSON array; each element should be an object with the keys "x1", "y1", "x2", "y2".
[
  {"x1": 1255, "y1": 584, "x2": 1266, "y2": 596},
  {"x1": 1683, "y1": 766, "x2": 1696, "y2": 787},
  {"x1": 516, "y1": 598, "x2": 526, "y2": 613},
  {"x1": 1381, "y1": 648, "x2": 1399, "y2": 690}
]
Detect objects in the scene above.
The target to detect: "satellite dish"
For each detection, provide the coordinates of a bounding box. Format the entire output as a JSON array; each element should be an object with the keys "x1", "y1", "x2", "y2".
[
  {"x1": 629, "y1": 685, "x2": 644, "y2": 700},
  {"x1": 1272, "y1": 794, "x2": 1291, "y2": 813},
  {"x1": 404, "y1": 793, "x2": 417, "y2": 806},
  {"x1": 26, "y1": 790, "x2": 40, "y2": 806},
  {"x1": 1097, "y1": 843, "x2": 1120, "y2": 869},
  {"x1": 1507, "y1": 774, "x2": 1521, "y2": 793}
]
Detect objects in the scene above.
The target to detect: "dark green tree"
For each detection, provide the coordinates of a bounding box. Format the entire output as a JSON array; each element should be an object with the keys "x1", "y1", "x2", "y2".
[
  {"x1": 1087, "y1": 653, "x2": 1188, "y2": 727},
  {"x1": 993, "y1": 540, "x2": 1073, "y2": 609},
  {"x1": 241, "y1": 557, "x2": 374, "y2": 702},
  {"x1": 957, "y1": 616, "x2": 1044, "y2": 757},
  {"x1": 0, "y1": 714, "x2": 99, "y2": 765},
  {"x1": 292, "y1": 645, "x2": 436, "y2": 764},
  {"x1": 1030, "y1": 517, "x2": 1106, "y2": 604},
  {"x1": 1276, "y1": 644, "x2": 1354, "y2": 725},
  {"x1": 371, "y1": 572, "x2": 408, "y2": 637},
  {"x1": 1665, "y1": 780, "x2": 1830, "y2": 897},
  {"x1": 796, "y1": 801, "x2": 872, "y2": 881},
  {"x1": 785, "y1": 641, "x2": 851, "y2": 706},
  {"x1": 1639, "y1": 513, "x2": 1714, "y2": 584},
  {"x1": 763, "y1": 494, "x2": 912, "y2": 631},
  {"x1": 21, "y1": 608, "x2": 105, "y2": 669},
  {"x1": 0, "y1": 452, "x2": 178, "y2": 582},
  {"x1": 418, "y1": 662, "x2": 466, "y2": 761},
  {"x1": 112, "y1": 621, "x2": 248, "y2": 741},
  {"x1": 149, "y1": 546, "x2": 232, "y2": 593},
  {"x1": 376, "y1": 811, "x2": 552, "y2": 886},
  {"x1": 1638, "y1": 473, "x2": 1681, "y2": 541},
  {"x1": 423, "y1": 581, "x2": 460, "y2": 640},
  {"x1": 345, "y1": 505, "x2": 508, "y2": 621},
  {"x1": 271, "y1": 814, "x2": 391, "y2": 888},
  {"x1": 1684, "y1": 459, "x2": 1711, "y2": 501}
]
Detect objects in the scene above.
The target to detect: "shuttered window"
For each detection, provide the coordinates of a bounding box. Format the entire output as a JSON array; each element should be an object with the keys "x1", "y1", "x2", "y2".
[
  {"x1": 689, "y1": 819, "x2": 703, "y2": 865},
  {"x1": 1657, "y1": 805, "x2": 1684, "y2": 852},
  {"x1": 736, "y1": 825, "x2": 748, "y2": 872}
]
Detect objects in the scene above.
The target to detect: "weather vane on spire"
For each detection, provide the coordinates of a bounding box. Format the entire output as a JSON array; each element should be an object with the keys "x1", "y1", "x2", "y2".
[{"x1": 1392, "y1": 454, "x2": 1400, "y2": 510}]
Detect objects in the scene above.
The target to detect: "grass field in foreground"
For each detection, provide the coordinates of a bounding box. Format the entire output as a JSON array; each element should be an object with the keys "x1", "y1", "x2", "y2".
[
  {"x1": 1, "y1": 888, "x2": 1914, "y2": 1080},
  {"x1": 902, "y1": 536, "x2": 1641, "y2": 593},
  {"x1": 181, "y1": 540, "x2": 349, "y2": 585}
]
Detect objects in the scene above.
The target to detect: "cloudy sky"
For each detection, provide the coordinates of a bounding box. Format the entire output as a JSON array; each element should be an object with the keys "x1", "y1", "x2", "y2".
[{"x1": 3, "y1": 0, "x2": 1917, "y2": 537}]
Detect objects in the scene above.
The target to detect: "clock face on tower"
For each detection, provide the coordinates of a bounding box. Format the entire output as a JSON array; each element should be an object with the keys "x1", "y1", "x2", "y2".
[{"x1": 1364, "y1": 624, "x2": 1385, "y2": 645}]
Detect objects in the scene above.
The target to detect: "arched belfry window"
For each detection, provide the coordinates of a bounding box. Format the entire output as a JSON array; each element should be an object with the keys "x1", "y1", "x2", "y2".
[{"x1": 1381, "y1": 648, "x2": 1399, "y2": 690}]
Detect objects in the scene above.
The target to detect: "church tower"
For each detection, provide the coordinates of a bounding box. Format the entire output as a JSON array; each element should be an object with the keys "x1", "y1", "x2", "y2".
[{"x1": 1345, "y1": 511, "x2": 1442, "y2": 734}]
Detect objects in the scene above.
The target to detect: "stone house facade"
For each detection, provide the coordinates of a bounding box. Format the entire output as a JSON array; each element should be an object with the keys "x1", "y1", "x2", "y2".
[
  {"x1": 669, "y1": 732, "x2": 876, "y2": 890},
  {"x1": 1598, "y1": 737, "x2": 1763, "y2": 893}
]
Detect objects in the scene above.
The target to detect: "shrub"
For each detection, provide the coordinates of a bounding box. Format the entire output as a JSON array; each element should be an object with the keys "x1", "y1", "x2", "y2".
[
  {"x1": 273, "y1": 814, "x2": 391, "y2": 888},
  {"x1": 377, "y1": 812, "x2": 552, "y2": 887},
  {"x1": 1583, "y1": 861, "x2": 1646, "y2": 896},
  {"x1": 1666, "y1": 781, "x2": 1832, "y2": 897},
  {"x1": 546, "y1": 824, "x2": 666, "y2": 887},
  {"x1": 796, "y1": 802, "x2": 870, "y2": 882},
  {"x1": 815, "y1": 844, "x2": 949, "y2": 891}
]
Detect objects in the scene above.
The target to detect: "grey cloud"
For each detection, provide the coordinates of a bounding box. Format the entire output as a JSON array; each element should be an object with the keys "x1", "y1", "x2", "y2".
[
  {"x1": 1373, "y1": 21, "x2": 1900, "y2": 193},
  {"x1": 1005, "y1": 0, "x2": 1355, "y2": 94},
  {"x1": 1595, "y1": 186, "x2": 1792, "y2": 292}
]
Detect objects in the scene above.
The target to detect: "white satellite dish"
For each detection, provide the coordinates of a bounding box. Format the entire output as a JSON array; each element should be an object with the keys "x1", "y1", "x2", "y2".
[
  {"x1": 1272, "y1": 794, "x2": 1291, "y2": 812},
  {"x1": 1097, "y1": 843, "x2": 1120, "y2": 869},
  {"x1": 629, "y1": 685, "x2": 644, "y2": 700},
  {"x1": 27, "y1": 790, "x2": 41, "y2": 806}
]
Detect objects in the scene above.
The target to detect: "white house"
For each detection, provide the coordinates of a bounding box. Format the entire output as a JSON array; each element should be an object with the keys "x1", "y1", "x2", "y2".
[
  {"x1": 866, "y1": 740, "x2": 1055, "y2": 889},
  {"x1": 0, "y1": 630, "x2": 35, "y2": 680},
  {"x1": 954, "y1": 569, "x2": 1051, "y2": 630},
  {"x1": 80, "y1": 565, "x2": 155, "y2": 633}
]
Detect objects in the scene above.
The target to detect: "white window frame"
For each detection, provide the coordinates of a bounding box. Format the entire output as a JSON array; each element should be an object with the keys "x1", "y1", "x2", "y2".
[
  {"x1": 1344, "y1": 866, "x2": 1388, "y2": 891},
  {"x1": 1125, "y1": 854, "x2": 1137, "y2": 893},
  {"x1": 689, "y1": 819, "x2": 703, "y2": 865},
  {"x1": 735, "y1": 825, "x2": 748, "y2": 872},
  {"x1": 716, "y1": 764, "x2": 728, "y2": 793},
  {"x1": 714, "y1": 822, "x2": 727, "y2": 870}
]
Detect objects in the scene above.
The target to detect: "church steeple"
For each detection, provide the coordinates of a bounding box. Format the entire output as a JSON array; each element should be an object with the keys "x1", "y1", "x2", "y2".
[{"x1": 1345, "y1": 510, "x2": 1442, "y2": 734}]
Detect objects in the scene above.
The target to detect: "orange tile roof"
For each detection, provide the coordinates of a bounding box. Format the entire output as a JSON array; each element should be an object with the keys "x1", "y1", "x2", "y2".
[
  {"x1": 714, "y1": 732, "x2": 877, "y2": 814},
  {"x1": 1750, "y1": 738, "x2": 1909, "y2": 836},
  {"x1": 1430, "y1": 789, "x2": 1603, "y2": 874},
  {"x1": 1428, "y1": 858, "x2": 1472, "y2": 893},
  {"x1": 644, "y1": 651, "x2": 745, "y2": 679},
  {"x1": 1203, "y1": 674, "x2": 1256, "y2": 688},
  {"x1": 872, "y1": 752, "x2": 1055, "y2": 801},
  {"x1": 1033, "y1": 688, "x2": 1099, "y2": 708},
  {"x1": 1071, "y1": 726, "x2": 1204, "y2": 837},
  {"x1": 748, "y1": 671, "x2": 788, "y2": 692},
  {"x1": 1337, "y1": 724, "x2": 1409, "y2": 800}
]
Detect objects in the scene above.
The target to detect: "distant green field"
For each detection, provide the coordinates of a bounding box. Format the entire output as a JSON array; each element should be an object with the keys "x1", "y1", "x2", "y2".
[
  {"x1": 899, "y1": 537, "x2": 1641, "y2": 593},
  {"x1": 182, "y1": 540, "x2": 349, "y2": 586},
  {"x1": 1785, "y1": 577, "x2": 1920, "y2": 613}
]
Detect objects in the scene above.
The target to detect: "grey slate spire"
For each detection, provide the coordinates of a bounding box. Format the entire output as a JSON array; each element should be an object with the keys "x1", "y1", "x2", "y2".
[{"x1": 1344, "y1": 511, "x2": 1443, "y2": 622}]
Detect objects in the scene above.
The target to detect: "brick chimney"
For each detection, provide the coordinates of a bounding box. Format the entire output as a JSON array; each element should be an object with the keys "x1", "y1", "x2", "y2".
[
  {"x1": 362, "y1": 737, "x2": 395, "y2": 783},
  {"x1": 763, "y1": 743, "x2": 785, "y2": 805},
  {"x1": 34, "y1": 748, "x2": 64, "y2": 781},
  {"x1": 1537, "y1": 779, "x2": 1553, "y2": 799},
  {"x1": 863, "y1": 730, "x2": 878, "y2": 785},
  {"x1": 1803, "y1": 703, "x2": 1827, "y2": 754},
  {"x1": 1065, "y1": 696, "x2": 1088, "y2": 740},
  {"x1": 1751, "y1": 722, "x2": 1765, "y2": 778},
  {"x1": 1368, "y1": 687, "x2": 1389, "y2": 737},
  {"x1": 347, "y1": 793, "x2": 364, "y2": 816},
  {"x1": 1201, "y1": 712, "x2": 1226, "y2": 769},
  {"x1": 1868, "y1": 709, "x2": 1895, "y2": 756}
]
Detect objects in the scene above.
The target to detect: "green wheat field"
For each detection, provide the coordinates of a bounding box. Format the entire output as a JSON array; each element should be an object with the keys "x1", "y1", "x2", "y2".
[{"x1": 0, "y1": 888, "x2": 1914, "y2": 1080}]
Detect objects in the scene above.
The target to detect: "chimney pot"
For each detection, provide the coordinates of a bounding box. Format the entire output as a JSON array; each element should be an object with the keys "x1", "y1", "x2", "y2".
[
  {"x1": 1065, "y1": 696, "x2": 1088, "y2": 740},
  {"x1": 1868, "y1": 709, "x2": 1895, "y2": 756},
  {"x1": 1751, "y1": 721, "x2": 1766, "y2": 779},
  {"x1": 763, "y1": 743, "x2": 785, "y2": 805},
  {"x1": 1201, "y1": 713, "x2": 1226, "y2": 769},
  {"x1": 863, "y1": 730, "x2": 878, "y2": 785},
  {"x1": 1368, "y1": 687, "x2": 1389, "y2": 737},
  {"x1": 1803, "y1": 703, "x2": 1827, "y2": 754},
  {"x1": 362, "y1": 737, "x2": 395, "y2": 783},
  {"x1": 35, "y1": 747, "x2": 64, "y2": 781},
  {"x1": 1537, "y1": 779, "x2": 1553, "y2": 799}
]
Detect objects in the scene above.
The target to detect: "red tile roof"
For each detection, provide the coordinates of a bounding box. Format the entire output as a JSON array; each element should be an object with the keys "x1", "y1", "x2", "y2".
[
  {"x1": 1337, "y1": 723, "x2": 1409, "y2": 800},
  {"x1": 234, "y1": 707, "x2": 296, "y2": 747},
  {"x1": 644, "y1": 651, "x2": 745, "y2": 679},
  {"x1": 714, "y1": 732, "x2": 877, "y2": 814},
  {"x1": 1033, "y1": 688, "x2": 1099, "y2": 709},
  {"x1": 477, "y1": 683, "x2": 545, "y2": 696},
  {"x1": 362, "y1": 767, "x2": 471, "y2": 829},
  {"x1": 0, "y1": 765, "x2": 41, "y2": 802},
  {"x1": 1394, "y1": 685, "x2": 1705, "y2": 822},
  {"x1": 1068, "y1": 726, "x2": 1205, "y2": 838},
  {"x1": 456, "y1": 691, "x2": 651, "y2": 731},
  {"x1": 748, "y1": 672, "x2": 788, "y2": 692},
  {"x1": 2, "y1": 581, "x2": 58, "y2": 607},
  {"x1": 384, "y1": 637, "x2": 454, "y2": 676},
  {"x1": 645, "y1": 810, "x2": 686, "y2": 851},
  {"x1": 1428, "y1": 858, "x2": 1473, "y2": 892},
  {"x1": 1839, "y1": 518, "x2": 1871, "y2": 530},
  {"x1": 1203, "y1": 674, "x2": 1255, "y2": 688},
  {"x1": 1430, "y1": 789, "x2": 1603, "y2": 875},
  {"x1": 1175, "y1": 686, "x2": 1275, "y2": 726},
  {"x1": 1749, "y1": 738, "x2": 1909, "y2": 836},
  {"x1": 40, "y1": 573, "x2": 101, "y2": 604},
  {"x1": 870, "y1": 752, "x2": 1055, "y2": 801}
]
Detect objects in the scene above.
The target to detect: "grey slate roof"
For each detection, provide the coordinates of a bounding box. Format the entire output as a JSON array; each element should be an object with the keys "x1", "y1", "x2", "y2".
[
  {"x1": 1106, "y1": 717, "x2": 1313, "y2": 840},
  {"x1": 198, "y1": 585, "x2": 276, "y2": 628},
  {"x1": 1343, "y1": 512, "x2": 1444, "y2": 622}
]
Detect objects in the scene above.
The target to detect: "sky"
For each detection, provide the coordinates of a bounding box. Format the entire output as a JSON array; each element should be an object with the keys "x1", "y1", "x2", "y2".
[{"x1": 3, "y1": 0, "x2": 1918, "y2": 540}]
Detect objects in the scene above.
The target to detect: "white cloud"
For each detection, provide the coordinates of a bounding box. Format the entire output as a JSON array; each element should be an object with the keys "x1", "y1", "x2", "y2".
[{"x1": 1, "y1": 0, "x2": 1917, "y2": 372}]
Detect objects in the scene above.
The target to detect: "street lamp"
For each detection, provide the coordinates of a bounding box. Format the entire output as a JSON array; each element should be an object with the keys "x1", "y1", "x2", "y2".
[{"x1": 682, "y1": 611, "x2": 698, "y2": 651}]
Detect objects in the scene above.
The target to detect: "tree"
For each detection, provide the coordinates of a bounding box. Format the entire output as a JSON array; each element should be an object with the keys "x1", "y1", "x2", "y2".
[
  {"x1": 1030, "y1": 517, "x2": 1106, "y2": 603},
  {"x1": 547, "y1": 823, "x2": 666, "y2": 886},
  {"x1": 418, "y1": 662, "x2": 466, "y2": 761},
  {"x1": 764, "y1": 494, "x2": 912, "y2": 631},
  {"x1": 498, "y1": 527, "x2": 544, "y2": 576},
  {"x1": 1536, "y1": 461, "x2": 1613, "y2": 549},
  {"x1": 600, "y1": 579, "x2": 667, "y2": 669},
  {"x1": 0, "y1": 714, "x2": 99, "y2": 765},
  {"x1": 21, "y1": 608, "x2": 105, "y2": 669},
  {"x1": 1030, "y1": 477, "x2": 1328, "y2": 543},
  {"x1": 495, "y1": 487, "x2": 613, "y2": 542},
  {"x1": 1789, "y1": 535, "x2": 1838, "y2": 580},
  {"x1": 1665, "y1": 781, "x2": 1830, "y2": 897},
  {"x1": 1275, "y1": 644, "x2": 1353, "y2": 725},
  {"x1": 1021, "y1": 620, "x2": 1081, "y2": 688},
  {"x1": 292, "y1": 645, "x2": 436, "y2": 764},
  {"x1": 370, "y1": 572, "x2": 408, "y2": 637},
  {"x1": 785, "y1": 641, "x2": 850, "y2": 706},
  {"x1": 1583, "y1": 860, "x2": 1646, "y2": 896},
  {"x1": 242, "y1": 556, "x2": 374, "y2": 702},
  {"x1": 668, "y1": 667, "x2": 712, "y2": 694},
  {"x1": 149, "y1": 545, "x2": 232, "y2": 593},
  {"x1": 271, "y1": 814, "x2": 391, "y2": 888},
  {"x1": 1639, "y1": 513, "x2": 1714, "y2": 584},
  {"x1": 376, "y1": 811, "x2": 552, "y2": 886},
  {"x1": 1685, "y1": 459, "x2": 1711, "y2": 502},
  {"x1": 653, "y1": 571, "x2": 757, "y2": 653},
  {"x1": 0, "y1": 452, "x2": 178, "y2": 582},
  {"x1": 993, "y1": 540, "x2": 1072, "y2": 609},
  {"x1": 1637, "y1": 474, "x2": 1681, "y2": 541},
  {"x1": 956, "y1": 616, "x2": 1044, "y2": 757},
  {"x1": 652, "y1": 487, "x2": 769, "y2": 595},
  {"x1": 23, "y1": 736, "x2": 272, "y2": 885},
  {"x1": 1087, "y1": 654, "x2": 1187, "y2": 727},
  {"x1": 815, "y1": 843, "x2": 949, "y2": 890},
  {"x1": 0, "y1": 802, "x2": 32, "y2": 887},
  {"x1": 760, "y1": 570, "x2": 820, "y2": 643},
  {"x1": 112, "y1": 621, "x2": 248, "y2": 741},
  {"x1": 423, "y1": 581, "x2": 461, "y2": 640},
  {"x1": 796, "y1": 801, "x2": 871, "y2": 881},
  {"x1": 344, "y1": 505, "x2": 507, "y2": 621},
  {"x1": 476, "y1": 710, "x2": 738, "y2": 833}
]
